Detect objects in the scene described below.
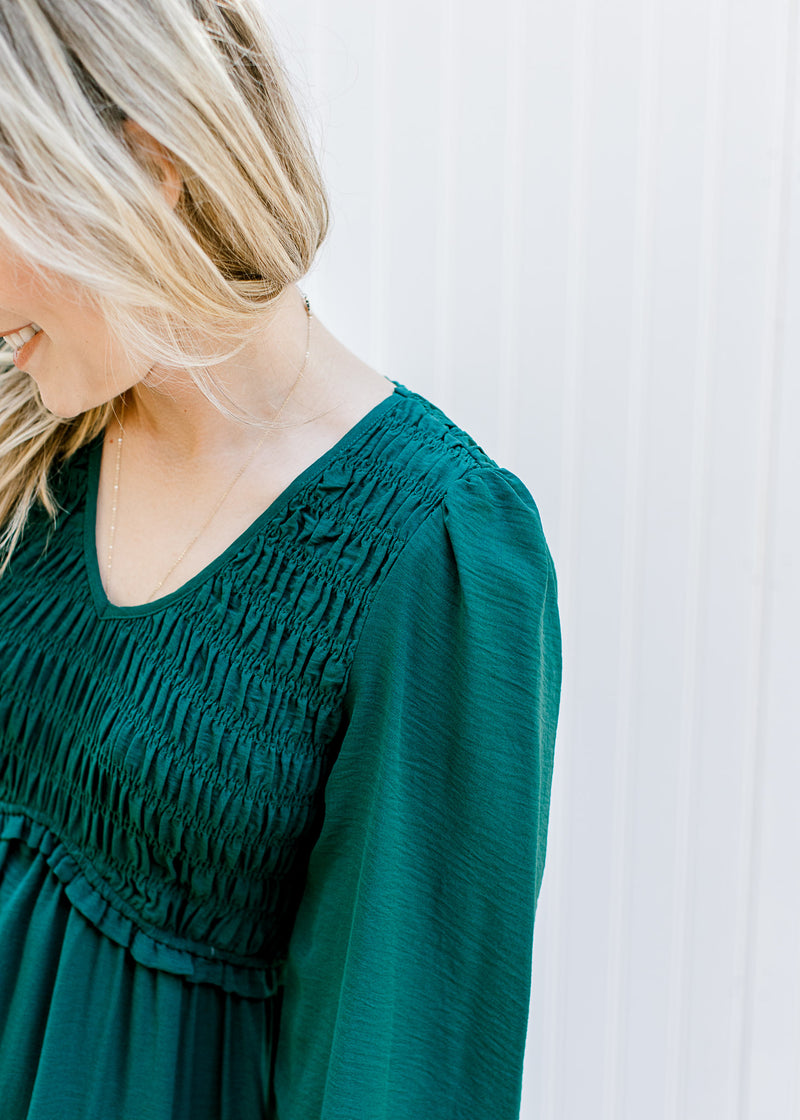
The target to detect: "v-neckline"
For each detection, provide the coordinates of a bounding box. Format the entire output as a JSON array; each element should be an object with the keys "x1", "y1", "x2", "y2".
[{"x1": 83, "y1": 382, "x2": 404, "y2": 620}]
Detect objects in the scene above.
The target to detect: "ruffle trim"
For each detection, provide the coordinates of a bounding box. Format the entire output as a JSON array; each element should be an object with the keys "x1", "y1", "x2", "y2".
[{"x1": 0, "y1": 809, "x2": 284, "y2": 999}]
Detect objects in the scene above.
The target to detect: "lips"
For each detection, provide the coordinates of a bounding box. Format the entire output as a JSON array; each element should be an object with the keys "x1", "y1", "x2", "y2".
[{"x1": 11, "y1": 327, "x2": 44, "y2": 370}]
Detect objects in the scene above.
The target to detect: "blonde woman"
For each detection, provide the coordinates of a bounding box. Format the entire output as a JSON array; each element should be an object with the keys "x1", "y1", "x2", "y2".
[{"x1": 0, "y1": 2, "x2": 562, "y2": 1117}]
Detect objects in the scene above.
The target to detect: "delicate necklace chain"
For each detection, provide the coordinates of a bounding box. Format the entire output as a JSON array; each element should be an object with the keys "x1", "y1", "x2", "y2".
[{"x1": 106, "y1": 292, "x2": 312, "y2": 603}]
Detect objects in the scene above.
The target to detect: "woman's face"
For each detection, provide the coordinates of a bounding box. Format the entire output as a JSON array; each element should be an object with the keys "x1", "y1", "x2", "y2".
[{"x1": 0, "y1": 235, "x2": 147, "y2": 419}]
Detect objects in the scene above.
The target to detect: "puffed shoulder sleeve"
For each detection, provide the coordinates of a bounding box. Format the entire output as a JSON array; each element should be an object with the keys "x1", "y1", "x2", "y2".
[{"x1": 272, "y1": 466, "x2": 562, "y2": 1120}]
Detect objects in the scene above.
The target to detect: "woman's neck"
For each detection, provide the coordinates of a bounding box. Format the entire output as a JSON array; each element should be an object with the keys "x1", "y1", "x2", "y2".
[{"x1": 120, "y1": 282, "x2": 314, "y2": 466}]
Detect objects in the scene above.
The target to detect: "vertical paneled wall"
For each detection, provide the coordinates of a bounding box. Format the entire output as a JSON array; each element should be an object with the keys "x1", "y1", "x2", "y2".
[{"x1": 262, "y1": 2, "x2": 800, "y2": 1116}]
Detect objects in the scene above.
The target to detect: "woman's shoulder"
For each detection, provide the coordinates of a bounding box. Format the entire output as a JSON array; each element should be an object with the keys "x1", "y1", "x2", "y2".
[
  {"x1": 338, "y1": 382, "x2": 561, "y2": 726},
  {"x1": 339, "y1": 379, "x2": 545, "y2": 541},
  {"x1": 302, "y1": 377, "x2": 556, "y2": 636}
]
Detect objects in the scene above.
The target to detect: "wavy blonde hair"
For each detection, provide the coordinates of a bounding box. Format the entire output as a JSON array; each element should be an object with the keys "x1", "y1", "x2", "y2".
[{"x1": 0, "y1": 0, "x2": 329, "y2": 574}]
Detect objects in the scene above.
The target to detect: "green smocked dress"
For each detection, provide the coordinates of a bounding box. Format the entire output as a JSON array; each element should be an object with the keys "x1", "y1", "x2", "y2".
[{"x1": 0, "y1": 381, "x2": 562, "y2": 1119}]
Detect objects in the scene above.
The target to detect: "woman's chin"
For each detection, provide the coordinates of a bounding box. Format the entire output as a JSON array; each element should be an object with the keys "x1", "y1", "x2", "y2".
[
  {"x1": 32, "y1": 377, "x2": 94, "y2": 420},
  {"x1": 39, "y1": 398, "x2": 84, "y2": 420}
]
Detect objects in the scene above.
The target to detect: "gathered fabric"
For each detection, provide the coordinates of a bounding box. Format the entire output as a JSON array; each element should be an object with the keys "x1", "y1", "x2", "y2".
[{"x1": 0, "y1": 382, "x2": 562, "y2": 1120}]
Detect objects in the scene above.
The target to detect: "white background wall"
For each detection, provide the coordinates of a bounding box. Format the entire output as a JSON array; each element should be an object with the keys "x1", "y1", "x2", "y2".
[{"x1": 263, "y1": 2, "x2": 800, "y2": 1117}]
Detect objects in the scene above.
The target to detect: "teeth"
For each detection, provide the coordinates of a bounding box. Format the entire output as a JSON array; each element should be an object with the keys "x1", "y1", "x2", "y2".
[{"x1": 4, "y1": 323, "x2": 42, "y2": 350}]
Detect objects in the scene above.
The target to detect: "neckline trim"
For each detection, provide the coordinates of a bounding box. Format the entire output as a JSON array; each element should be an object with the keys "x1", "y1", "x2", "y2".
[{"x1": 83, "y1": 381, "x2": 407, "y2": 620}]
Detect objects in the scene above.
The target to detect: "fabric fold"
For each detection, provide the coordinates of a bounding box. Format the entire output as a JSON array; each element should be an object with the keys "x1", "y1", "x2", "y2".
[{"x1": 0, "y1": 811, "x2": 282, "y2": 998}]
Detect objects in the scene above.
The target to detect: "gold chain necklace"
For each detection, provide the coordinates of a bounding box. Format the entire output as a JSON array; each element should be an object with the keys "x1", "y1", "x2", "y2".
[{"x1": 106, "y1": 292, "x2": 312, "y2": 603}]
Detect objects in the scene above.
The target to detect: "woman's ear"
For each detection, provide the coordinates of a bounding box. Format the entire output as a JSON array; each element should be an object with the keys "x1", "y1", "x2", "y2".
[{"x1": 121, "y1": 119, "x2": 183, "y2": 211}]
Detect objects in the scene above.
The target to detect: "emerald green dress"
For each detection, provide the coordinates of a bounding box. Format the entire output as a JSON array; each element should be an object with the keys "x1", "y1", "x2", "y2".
[{"x1": 0, "y1": 382, "x2": 561, "y2": 1119}]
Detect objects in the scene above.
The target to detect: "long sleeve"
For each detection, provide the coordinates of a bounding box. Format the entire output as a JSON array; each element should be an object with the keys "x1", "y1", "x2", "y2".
[{"x1": 272, "y1": 465, "x2": 562, "y2": 1120}]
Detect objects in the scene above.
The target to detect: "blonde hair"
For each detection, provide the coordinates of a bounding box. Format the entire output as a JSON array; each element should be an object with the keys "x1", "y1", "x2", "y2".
[{"x1": 0, "y1": 0, "x2": 329, "y2": 573}]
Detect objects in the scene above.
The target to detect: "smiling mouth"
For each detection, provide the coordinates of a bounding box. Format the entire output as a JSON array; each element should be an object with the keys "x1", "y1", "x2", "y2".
[{"x1": 2, "y1": 323, "x2": 43, "y2": 349}]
